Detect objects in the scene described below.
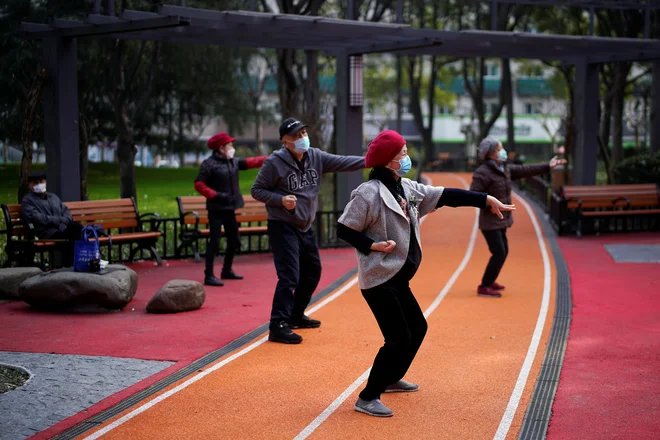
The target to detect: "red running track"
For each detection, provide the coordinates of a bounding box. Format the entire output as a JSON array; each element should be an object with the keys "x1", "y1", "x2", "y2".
[
  {"x1": 549, "y1": 233, "x2": 660, "y2": 440},
  {"x1": 0, "y1": 249, "x2": 357, "y2": 440}
]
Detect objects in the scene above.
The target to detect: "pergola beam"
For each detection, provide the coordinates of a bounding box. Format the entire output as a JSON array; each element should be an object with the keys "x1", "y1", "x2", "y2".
[{"x1": 21, "y1": 15, "x2": 189, "y2": 39}]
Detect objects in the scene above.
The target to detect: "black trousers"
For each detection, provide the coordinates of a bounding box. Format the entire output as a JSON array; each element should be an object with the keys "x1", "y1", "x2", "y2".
[
  {"x1": 205, "y1": 210, "x2": 240, "y2": 278},
  {"x1": 359, "y1": 272, "x2": 428, "y2": 401},
  {"x1": 50, "y1": 222, "x2": 85, "y2": 267},
  {"x1": 268, "y1": 220, "x2": 322, "y2": 323},
  {"x1": 480, "y1": 228, "x2": 509, "y2": 286}
]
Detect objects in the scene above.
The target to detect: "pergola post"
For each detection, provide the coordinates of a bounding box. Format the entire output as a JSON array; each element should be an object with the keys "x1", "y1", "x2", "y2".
[
  {"x1": 42, "y1": 37, "x2": 81, "y2": 201},
  {"x1": 573, "y1": 61, "x2": 599, "y2": 185},
  {"x1": 335, "y1": 52, "x2": 364, "y2": 210},
  {"x1": 651, "y1": 61, "x2": 660, "y2": 153}
]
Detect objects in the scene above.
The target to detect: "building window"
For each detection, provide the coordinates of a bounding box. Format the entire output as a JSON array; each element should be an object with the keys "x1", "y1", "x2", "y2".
[
  {"x1": 525, "y1": 102, "x2": 542, "y2": 114},
  {"x1": 486, "y1": 63, "x2": 500, "y2": 77}
]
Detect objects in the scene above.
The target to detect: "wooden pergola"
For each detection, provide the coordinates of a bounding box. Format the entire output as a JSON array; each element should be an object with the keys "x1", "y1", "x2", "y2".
[{"x1": 21, "y1": 3, "x2": 660, "y2": 206}]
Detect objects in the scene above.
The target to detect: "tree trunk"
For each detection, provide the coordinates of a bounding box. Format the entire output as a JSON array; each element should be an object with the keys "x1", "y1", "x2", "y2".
[
  {"x1": 503, "y1": 59, "x2": 515, "y2": 152},
  {"x1": 304, "y1": 50, "x2": 322, "y2": 148},
  {"x1": 276, "y1": 49, "x2": 301, "y2": 119},
  {"x1": 114, "y1": 39, "x2": 137, "y2": 200},
  {"x1": 79, "y1": 113, "x2": 89, "y2": 200},
  {"x1": 611, "y1": 63, "x2": 630, "y2": 168},
  {"x1": 18, "y1": 68, "x2": 47, "y2": 203}
]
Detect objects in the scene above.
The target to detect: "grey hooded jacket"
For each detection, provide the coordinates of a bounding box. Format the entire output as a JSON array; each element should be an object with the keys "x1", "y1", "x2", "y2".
[{"x1": 251, "y1": 146, "x2": 364, "y2": 231}]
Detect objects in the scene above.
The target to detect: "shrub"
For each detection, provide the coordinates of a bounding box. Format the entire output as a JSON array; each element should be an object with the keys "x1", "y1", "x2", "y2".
[{"x1": 612, "y1": 151, "x2": 660, "y2": 185}]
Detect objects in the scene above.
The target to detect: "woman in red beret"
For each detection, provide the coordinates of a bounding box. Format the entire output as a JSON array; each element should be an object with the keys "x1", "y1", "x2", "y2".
[
  {"x1": 194, "y1": 133, "x2": 269, "y2": 286},
  {"x1": 337, "y1": 130, "x2": 514, "y2": 417}
]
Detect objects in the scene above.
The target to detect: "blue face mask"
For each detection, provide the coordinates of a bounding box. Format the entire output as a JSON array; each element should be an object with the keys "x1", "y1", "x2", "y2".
[
  {"x1": 390, "y1": 155, "x2": 412, "y2": 177},
  {"x1": 496, "y1": 149, "x2": 508, "y2": 162},
  {"x1": 293, "y1": 136, "x2": 310, "y2": 154}
]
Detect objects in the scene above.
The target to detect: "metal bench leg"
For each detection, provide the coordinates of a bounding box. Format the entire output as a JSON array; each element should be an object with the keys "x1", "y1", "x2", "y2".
[{"x1": 148, "y1": 245, "x2": 162, "y2": 266}]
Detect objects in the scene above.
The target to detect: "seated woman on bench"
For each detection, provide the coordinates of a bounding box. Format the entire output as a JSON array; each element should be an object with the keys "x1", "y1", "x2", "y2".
[
  {"x1": 194, "y1": 133, "x2": 269, "y2": 287},
  {"x1": 21, "y1": 171, "x2": 84, "y2": 267}
]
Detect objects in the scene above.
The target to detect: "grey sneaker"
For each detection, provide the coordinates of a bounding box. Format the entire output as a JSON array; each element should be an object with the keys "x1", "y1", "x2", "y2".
[
  {"x1": 384, "y1": 379, "x2": 419, "y2": 393},
  {"x1": 354, "y1": 398, "x2": 394, "y2": 417}
]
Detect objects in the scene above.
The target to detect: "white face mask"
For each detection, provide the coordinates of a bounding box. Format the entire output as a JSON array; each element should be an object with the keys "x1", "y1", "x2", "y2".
[
  {"x1": 32, "y1": 183, "x2": 47, "y2": 194},
  {"x1": 225, "y1": 147, "x2": 235, "y2": 159}
]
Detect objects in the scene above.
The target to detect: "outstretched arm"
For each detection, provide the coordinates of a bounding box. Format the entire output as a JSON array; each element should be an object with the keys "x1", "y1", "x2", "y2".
[
  {"x1": 238, "y1": 155, "x2": 269, "y2": 170},
  {"x1": 319, "y1": 150, "x2": 365, "y2": 173},
  {"x1": 437, "y1": 188, "x2": 487, "y2": 208},
  {"x1": 508, "y1": 156, "x2": 566, "y2": 181}
]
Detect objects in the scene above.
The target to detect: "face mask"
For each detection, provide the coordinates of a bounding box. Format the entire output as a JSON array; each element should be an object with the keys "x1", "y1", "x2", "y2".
[
  {"x1": 293, "y1": 136, "x2": 310, "y2": 154},
  {"x1": 389, "y1": 155, "x2": 412, "y2": 177},
  {"x1": 496, "y1": 149, "x2": 508, "y2": 162},
  {"x1": 225, "y1": 147, "x2": 235, "y2": 159},
  {"x1": 32, "y1": 183, "x2": 47, "y2": 194}
]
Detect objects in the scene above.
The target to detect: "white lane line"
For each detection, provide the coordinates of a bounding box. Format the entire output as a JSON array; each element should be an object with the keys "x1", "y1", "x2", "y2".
[
  {"x1": 294, "y1": 174, "x2": 477, "y2": 440},
  {"x1": 84, "y1": 255, "x2": 360, "y2": 438},
  {"x1": 492, "y1": 191, "x2": 552, "y2": 440}
]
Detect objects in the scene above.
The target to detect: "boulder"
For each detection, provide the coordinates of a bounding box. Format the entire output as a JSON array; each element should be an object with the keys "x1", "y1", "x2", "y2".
[
  {"x1": 18, "y1": 265, "x2": 138, "y2": 311},
  {"x1": 0, "y1": 267, "x2": 43, "y2": 300},
  {"x1": 146, "y1": 280, "x2": 205, "y2": 314}
]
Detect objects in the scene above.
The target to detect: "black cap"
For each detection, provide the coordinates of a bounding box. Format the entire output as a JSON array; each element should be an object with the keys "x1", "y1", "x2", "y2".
[
  {"x1": 28, "y1": 171, "x2": 46, "y2": 181},
  {"x1": 279, "y1": 117, "x2": 307, "y2": 139}
]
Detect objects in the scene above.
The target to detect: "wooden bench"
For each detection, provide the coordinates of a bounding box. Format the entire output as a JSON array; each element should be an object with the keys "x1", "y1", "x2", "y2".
[
  {"x1": 65, "y1": 198, "x2": 163, "y2": 265},
  {"x1": 176, "y1": 195, "x2": 268, "y2": 262},
  {"x1": 2, "y1": 203, "x2": 66, "y2": 268},
  {"x1": 1, "y1": 198, "x2": 163, "y2": 268},
  {"x1": 560, "y1": 184, "x2": 660, "y2": 237}
]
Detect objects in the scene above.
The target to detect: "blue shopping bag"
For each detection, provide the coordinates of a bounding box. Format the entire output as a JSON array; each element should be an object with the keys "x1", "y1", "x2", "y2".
[{"x1": 73, "y1": 225, "x2": 101, "y2": 272}]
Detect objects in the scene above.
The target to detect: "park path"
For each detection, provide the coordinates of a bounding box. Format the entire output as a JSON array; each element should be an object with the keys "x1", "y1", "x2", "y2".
[{"x1": 74, "y1": 172, "x2": 556, "y2": 440}]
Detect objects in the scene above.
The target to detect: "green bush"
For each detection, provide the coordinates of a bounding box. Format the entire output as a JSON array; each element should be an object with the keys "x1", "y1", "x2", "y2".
[{"x1": 612, "y1": 151, "x2": 660, "y2": 185}]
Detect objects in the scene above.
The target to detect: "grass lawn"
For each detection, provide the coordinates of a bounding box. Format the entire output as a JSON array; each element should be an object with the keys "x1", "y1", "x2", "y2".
[{"x1": 0, "y1": 163, "x2": 260, "y2": 218}]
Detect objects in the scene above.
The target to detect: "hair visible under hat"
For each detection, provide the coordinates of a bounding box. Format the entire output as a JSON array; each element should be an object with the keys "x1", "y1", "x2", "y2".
[{"x1": 478, "y1": 136, "x2": 501, "y2": 162}]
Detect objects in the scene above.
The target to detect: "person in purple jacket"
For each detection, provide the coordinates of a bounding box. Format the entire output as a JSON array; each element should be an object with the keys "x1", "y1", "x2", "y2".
[{"x1": 251, "y1": 117, "x2": 365, "y2": 344}]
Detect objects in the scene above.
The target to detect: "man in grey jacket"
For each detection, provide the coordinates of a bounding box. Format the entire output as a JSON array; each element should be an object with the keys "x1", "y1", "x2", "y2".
[{"x1": 251, "y1": 117, "x2": 365, "y2": 344}]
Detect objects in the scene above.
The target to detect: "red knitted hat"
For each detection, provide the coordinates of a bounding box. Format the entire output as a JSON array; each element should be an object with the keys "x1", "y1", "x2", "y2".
[
  {"x1": 207, "y1": 132, "x2": 235, "y2": 150},
  {"x1": 365, "y1": 130, "x2": 406, "y2": 168}
]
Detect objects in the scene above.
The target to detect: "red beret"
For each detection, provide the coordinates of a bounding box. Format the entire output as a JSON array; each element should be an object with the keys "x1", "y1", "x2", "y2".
[
  {"x1": 365, "y1": 130, "x2": 406, "y2": 168},
  {"x1": 207, "y1": 132, "x2": 235, "y2": 150}
]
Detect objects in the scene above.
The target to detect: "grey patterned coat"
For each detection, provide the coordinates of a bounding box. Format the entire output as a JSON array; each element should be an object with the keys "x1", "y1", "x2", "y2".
[{"x1": 337, "y1": 178, "x2": 443, "y2": 289}]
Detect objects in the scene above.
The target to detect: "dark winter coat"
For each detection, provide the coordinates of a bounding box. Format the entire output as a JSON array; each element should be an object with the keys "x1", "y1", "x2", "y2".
[
  {"x1": 470, "y1": 160, "x2": 550, "y2": 230},
  {"x1": 194, "y1": 151, "x2": 267, "y2": 212}
]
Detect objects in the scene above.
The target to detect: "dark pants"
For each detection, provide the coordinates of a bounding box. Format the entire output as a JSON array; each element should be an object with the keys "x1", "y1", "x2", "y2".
[
  {"x1": 480, "y1": 228, "x2": 509, "y2": 286},
  {"x1": 205, "y1": 210, "x2": 240, "y2": 278},
  {"x1": 50, "y1": 222, "x2": 85, "y2": 267},
  {"x1": 268, "y1": 220, "x2": 322, "y2": 323},
  {"x1": 359, "y1": 275, "x2": 428, "y2": 401}
]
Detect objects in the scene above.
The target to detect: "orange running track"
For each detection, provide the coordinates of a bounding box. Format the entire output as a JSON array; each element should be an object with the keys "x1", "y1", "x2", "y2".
[{"x1": 76, "y1": 173, "x2": 556, "y2": 440}]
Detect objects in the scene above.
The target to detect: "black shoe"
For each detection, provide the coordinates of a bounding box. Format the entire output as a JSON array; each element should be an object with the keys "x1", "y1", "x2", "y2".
[
  {"x1": 221, "y1": 271, "x2": 244, "y2": 280},
  {"x1": 204, "y1": 276, "x2": 224, "y2": 287},
  {"x1": 290, "y1": 314, "x2": 321, "y2": 329},
  {"x1": 268, "y1": 321, "x2": 302, "y2": 344}
]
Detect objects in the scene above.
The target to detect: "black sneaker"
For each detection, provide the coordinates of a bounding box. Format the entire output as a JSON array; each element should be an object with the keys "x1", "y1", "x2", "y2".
[
  {"x1": 268, "y1": 321, "x2": 302, "y2": 344},
  {"x1": 204, "y1": 276, "x2": 224, "y2": 287},
  {"x1": 290, "y1": 314, "x2": 321, "y2": 329},
  {"x1": 221, "y1": 271, "x2": 244, "y2": 280}
]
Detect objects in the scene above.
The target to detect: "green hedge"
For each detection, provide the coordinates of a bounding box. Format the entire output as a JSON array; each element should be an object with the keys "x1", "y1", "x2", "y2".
[{"x1": 612, "y1": 151, "x2": 660, "y2": 185}]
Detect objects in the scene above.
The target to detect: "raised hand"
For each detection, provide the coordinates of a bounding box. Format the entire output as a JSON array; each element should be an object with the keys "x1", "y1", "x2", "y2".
[
  {"x1": 486, "y1": 195, "x2": 516, "y2": 220},
  {"x1": 549, "y1": 155, "x2": 568, "y2": 169},
  {"x1": 370, "y1": 240, "x2": 396, "y2": 253}
]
